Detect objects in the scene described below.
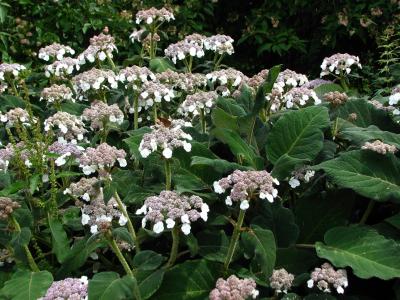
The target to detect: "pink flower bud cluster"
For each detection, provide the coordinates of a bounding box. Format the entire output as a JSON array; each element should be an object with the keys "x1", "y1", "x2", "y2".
[
  {"x1": 40, "y1": 84, "x2": 74, "y2": 104},
  {"x1": 323, "y1": 91, "x2": 348, "y2": 106},
  {"x1": 0, "y1": 63, "x2": 26, "y2": 81},
  {"x1": 138, "y1": 81, "x2": 175, "y2": 110},
  {"x1": 179, "y1": 91, "x2": 218, "y2": 116},
  {"x1": 207, "y1": 68, "x2": 247, "y2": 96},
  {"x1": 320, "y1": 53, "x2": 361, "y2": 77},
  {"x1": 135, "y1": 7, "x2": 175, "y2": 25},
  {"x1": 288, "y1": 167, "x2": 315, "y2": 189},
  {"x1": 269, "y1": 268, "x2": 294, "y2": 294},
  {"x1": 0, "y1": 197, "x2": 20, "y2": 220},
  {"x1": 80, "y1": 190, "x2": 127, "y2": 234},
  {"x1": 139, "y1": 123, "x2": 192, "y2": 159},
  {"x1": 0, "y1": 142, "x2": 32, "y2": 170},
  {"x1": 82, "y1": 100, "x2": 124, "y2": 130},
  {"x1": 204, "y1": 35, "x2": 235, "y2": 55},
  {"x1": 0, "y1": 107, "x2": 33, "y2": 127},
  {"x1": 72, "y1": 68, "x2": 119, "y2": 93},
  {"x1": 41, "y1": 276, "x2": 88, "y2": 300},
  {"x1": 275, "y1": 69, "x2": 308, "y2": 91},
  {"x1": 307, "y1": 263, "x2": 348, "y2": 294},
  {"x1": 64, "y1": 177, "x2": 100, "y2": 202},
  {"x1": 45, "y1": 57, "x2": 80, "y2": 77},
  {"x1": 0, "y1": 144, "x2": 14, "y2": 172},
  {"x1": 165, "y1": 40, "x2": 205, "y2": 64},
  {"x1": 361, "y1": 140, "x2": 397, "y2": 154},
  {"x1": 213, "y1": 170, "x2": 280, "y2": 210},
  {"x1": 78, "y1": 143, "x2": 127, "y2": 175},
  {"x1": 283, "y1": 87, "x2": 321, "y2": 109},
  {"x1": 156, "y1": 71, "x2": 207, "y2": 92},
  {"x1": 209, "y1": 275, "x2": 259, "y2": 300},
  {"x1": 44, "y1": 111, "x2": 86, "y2": 143},
  {"x1": 38, "y1": 43, "x2": 75, "y2": 61},
  {"x1": 48, "y1": 141, "x2": 84, "y2": 167},
  {"x1": 78, "y1": 33, "x2": 117, "y2": 64},
  {"x1": 118, "y1": 66, "x2": 156, "y2": 90},
  {"x1": 136, "y1": 190, "x2": 209, "y2": 235},
  {"x1": 246, "y1": 69, "x2": 269, "y2": 89}
]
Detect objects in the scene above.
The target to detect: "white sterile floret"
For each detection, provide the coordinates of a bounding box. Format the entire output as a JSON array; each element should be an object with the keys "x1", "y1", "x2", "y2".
[
  {"x1": 136, "y1": 191, "x2": 208, "y2": 235},
  {"x1": 240, "y1": 200, "x2": 250, "y2": 210}
]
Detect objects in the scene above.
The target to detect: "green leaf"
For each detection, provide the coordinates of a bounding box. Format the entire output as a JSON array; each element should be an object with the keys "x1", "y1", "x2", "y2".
[
  {"x1": 211, "y1": 107, "x2": 239, "y2": 132},
  {"x1": 215, "y1": 97, "x2": 246, "y2": 117},
  {"x1": 149, "y1": 57, "x2": 175, "y2": 73},
  {"x1": 313, "y1": 83, "x2": 343, "y2": 99},
  {"x1": 133, "y1": 250, "x2": 164, "y2": 271},
  {"x1": 251, "y1": 201, "x2": 299, "y2": 247},
  {"x1": 276, "y1": 247, "x2": 319, "y2": 274},
  {"x1": 271, "y1": 154, "x2": 308, "y2": 180},
  {"x1": 385, "y1": 213, "x2": 400, "y2": 230},
  {"x1": 315, "y1": 150, "x2": 400, "y2": 202},
  {"x1": 29, "y1": 174, "x2": 40, "y2": 194},
  {"x1": 154, "y1": 260, "x2": 220, "y2": 300},
  {"x1": 212, "y1": 128, "x2": 262, "y2": 169},
  {"x1": 191, "y1": 156, "x2": 250, "y2": 174},
  {"x1": 266, "y1": 106, "x2": 330, "y2": 164},
  {"x1": 49, "y1": 217, "x2": 70, "y2": 263},
  {"x1": 241, "y1": 225, "x2": 276, "y2": 277},
  {"x1": 137, "y1": 269, "x2": 165, "y2": 300},
  {"x1": 1, "y1": 270, "x2": 53, "y2": 300},
  {"x1": 197, "y1": 230, "x2": 229, "y2": 262},
  {"x1": 88, "y1": 272, "x2": 134, "y2": 300},
  {"x1": 316, "y1": 226, "x2": 400, "y2": 280}
]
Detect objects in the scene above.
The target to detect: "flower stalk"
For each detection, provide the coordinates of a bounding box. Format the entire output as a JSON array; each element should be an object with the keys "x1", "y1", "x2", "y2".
[{"x1": 223, "y1": 209, "x2": 246, "y2": 272}]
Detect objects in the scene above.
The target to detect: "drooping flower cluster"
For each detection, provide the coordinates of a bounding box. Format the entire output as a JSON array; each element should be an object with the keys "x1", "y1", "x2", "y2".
[
  {"x1": 64, "y1": 177, "x2": 100, "y2": 202},
  {"x1": 165, "y1": 39, "x2": 205, "y2": 64},
  {"x1": 0, "y1": 107, "x2": 33, "y2": 127},
  {"x1": 135, "y1": 7, "x2": 175, "y2": 25},
  {"x1": 283, "y1": 87, "x2": 321, "y2": 108},
  {"x1": 179, "y1": 91, "x2": 219, "y2": 116},
  {"x1": 41, "y1": 276, "x2": 88, "y2": 300},
  {"x1": 156, "y1": 70, "x2": 207, "y2": 92},
  {"x1": 209, "y1": 275, "x2": 259, "y2": 300},
  {"x1": 0, "y1": 63, "x2": 26, "y2": 81},
  {"x1": 323, "y1": 91, "x2": 348, "y2": 106},
  {"x1": 320, "y1": 53, "x2": 362, "y2": 77},
  {"x1": 119, "y1": 66, "x2": 155, "y2": 90},
  {"x1": 214, "y1": 170, "x2": 280, "y2": 210},
  {"x1": 80, "y1": 191, "x2": 127, "y2": 234},
  {"x1": 48, "y1": 141, "x2": 84, "y2": 166},
  {"x1": 0, "y1": 197, "x2": 20, "y2": 220},
  {"x1": 288, "y1": 167, "x2": 315, "y2": 189},
  {"x1": 72, "y1": 68, "x2": 119, "y2": 94},
  {"x1": 40, "y1": 84, "x2": 74, "y2": 104},
  {"x1": 45, "y1": 57, "x2": 81, "y2": 77},
  {"x1": 307, "y1": 263, "x2": 348, "y2": 294},
  {"x1": 204, "y1": 35, "x2": 235, "y2": 55},
  {"x1": 82, "y1": 100, "x2": 124, "y2": 130},
  {"x1": 78, "y1": 33, "x2": 117, "y2": 64},
  {"x1": 269, "y1": 268, "x2": 295, "y2": 294},
  {"x1": 361, "y1": 140, "x2": 397, "y2": 154},
  {"x1": 78, "y1": 143, "x2": 127, "y2": 175},
  {"x1": 136, "y1": 190, "x2": 209, "y2": 235},
  {"x1": 139, "y1": 124, "x2": 192, "y2": 159},
  {"x1": 138, "y1": 81, "x2": 175, "y2": 110},
  {"x1": 44, "y1": 112, "x2": 87, "y2": 143},
  {"x1": 38, "y1": 43, "x2": 75, "y2": 61}
]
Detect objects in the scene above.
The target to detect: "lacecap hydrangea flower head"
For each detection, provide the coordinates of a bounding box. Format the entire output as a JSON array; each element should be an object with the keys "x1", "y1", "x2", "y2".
[
  {"x1": 136, "y1": 190, "x2": 209, "y2": 235},
  {"x1": 213, "y1": 170, "x2": 279, "y2": 210},
  {"x1": 320, "y1": 53, "x2": 361, "y2": 77},
  {"x1": 209, "y1": 275, "x2": 259, "y2": 300}
]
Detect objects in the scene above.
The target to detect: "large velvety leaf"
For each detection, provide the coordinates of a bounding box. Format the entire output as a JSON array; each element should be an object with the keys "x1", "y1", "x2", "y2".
[
  {"x1": 276, "y1": 247, "x2": 319, "y2": 274},
  {"x1": 316, "y1": 226, "x2": 400, "y2": 280},
  {"x1": 197, "y1": 230, "x2": 229, "y2": 262},
  {"x1": 191, "y1": 156, "x2": 250, "y2": 174},
  {"x1": 49, "y1": 217, "x2": 70, "y2": 263},
  {"x1": 242, "y1": 225, "x2": 276, "y2": 277},
  {"x1": 315, "y1": 150, "x2": 400, "y2": 202},
  {"x1": 313, "y1": 83, "x2": 344, "y2": 99},
  {"x1": 1, "y1": 270, "x2": 53, "y2": 300},
  {"x1": 88, "y1": 272, "x2": 134, "y2": 300},
  {"x1": 153, "y1": 260, "x2": 220, "y2": 300},
  {"x1": 137, "y1": 269, "x2": 165, "y2": 300},
  {"x1": 251, "y1": 201, "x2": 299, "y2": 247},
  {"x1": 212, "y1": 128, "x2": 263, "y2": 169},
  {"x1": 149, "y1": 57, "x2": 175, "y2": 73},
  {"x1": 266, "y1": 106, "x2": 330, "y2": 164},
  {"x1": 133, "y1": 250, "x2": 164, "y2": 271}
]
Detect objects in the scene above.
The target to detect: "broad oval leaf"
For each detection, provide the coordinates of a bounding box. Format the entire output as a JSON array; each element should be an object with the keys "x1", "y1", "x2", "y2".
[
  {"x1": 316, "y1": 226, "x2": 400, "y2": 280},
  {"x1": 266, "y1": 106, "x2": 330, "y2": 164},
  {"x1": 315, "y1": 150, "x2": 400, "y2": 202},
  {"x1": 49, "y1": 217, "x2": 70, "y2": 264},
  {"x1": 88, "y1": 272, "x2": 134, "y2": 300},
  {"x1": 1, "y1": 270, "x2": 53, "y2": 300},
  {"x1": 133, "y1": 250, "x2": 164, "y2": 271}
]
